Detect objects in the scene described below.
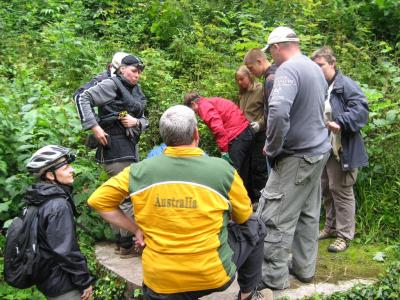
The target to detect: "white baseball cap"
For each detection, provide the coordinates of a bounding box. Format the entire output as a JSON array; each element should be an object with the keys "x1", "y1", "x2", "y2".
[
  {"x1": 110, "y1": 52, "x2": 144, "y2": 75},
  {"x1": 262, "y1": 26, "x2": 300, "y2": 51}
]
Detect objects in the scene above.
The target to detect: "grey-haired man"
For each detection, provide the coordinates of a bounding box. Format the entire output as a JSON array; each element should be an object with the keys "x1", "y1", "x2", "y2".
[{"x1": 256, "y1": 27, "x2": 331, "y2": 289}]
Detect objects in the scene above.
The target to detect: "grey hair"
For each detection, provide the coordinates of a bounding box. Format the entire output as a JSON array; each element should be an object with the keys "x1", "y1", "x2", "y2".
[{"x1": 159, "y1": 105, "x2": 198, "y2": 146}]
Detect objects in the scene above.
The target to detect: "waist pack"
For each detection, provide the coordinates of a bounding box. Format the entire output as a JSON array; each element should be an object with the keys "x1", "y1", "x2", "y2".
[{"x1": 3, "y1": 205, "x2": 41, "y2": 288}]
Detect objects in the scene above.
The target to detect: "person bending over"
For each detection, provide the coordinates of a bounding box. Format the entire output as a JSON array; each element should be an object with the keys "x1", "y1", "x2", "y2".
[{"x1": 183, "y1": 93, "x2": 256, "y2": 203}]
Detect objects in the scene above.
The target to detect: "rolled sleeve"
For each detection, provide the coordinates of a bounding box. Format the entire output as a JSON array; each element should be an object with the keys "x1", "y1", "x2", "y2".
[{"x1": 228, "y1": 171, "x2": 252, "y2": 224}]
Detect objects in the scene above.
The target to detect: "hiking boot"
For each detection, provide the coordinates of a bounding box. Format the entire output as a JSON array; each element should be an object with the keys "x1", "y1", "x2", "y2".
[
  {"x1": 114, "y1": 244, "x2": 120, "y2": 254},
  {"x1": 289, "y1": 268, "x2": 314, "y2": 284},
  {"x1": 235, "y1": 289, "x2": 273, "y2": 300},
  {"x1": 119, "y1": 245, "x2": 142, "y2": 258},
  {"x1": 328, "y1": 237, "x2": 349, "y2": 253},
  {"x1": 319, "y1": 228, "x2": 336, "y2": 240}
]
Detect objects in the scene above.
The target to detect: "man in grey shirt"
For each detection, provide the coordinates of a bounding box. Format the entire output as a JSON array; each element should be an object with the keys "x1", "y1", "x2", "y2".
[{"x1": 256, "y1": 27, "x2": 331, "y2": 290}]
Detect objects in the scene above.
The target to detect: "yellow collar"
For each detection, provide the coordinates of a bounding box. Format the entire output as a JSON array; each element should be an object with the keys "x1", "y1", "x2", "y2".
[{"x1": 164, "y1": 147, "x2": 205, "y2": 157}]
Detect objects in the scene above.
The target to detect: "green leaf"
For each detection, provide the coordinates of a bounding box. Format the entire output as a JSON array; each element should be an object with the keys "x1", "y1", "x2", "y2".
[
  {"x1": 373, "y1": 118, "x2": 388, "y2": 127},
  {"x1": 3, "y1": 218, "x2": 14, "y2": 229},
  {"x1": 0, "y1": 200, "x2": 11, "y2": 213},
  {"x1": 372, "y1": 252, "x2": 385, "y2": 262},
  {"x1": 386, "y1": 110, "x2": 397, "y2": 122}
]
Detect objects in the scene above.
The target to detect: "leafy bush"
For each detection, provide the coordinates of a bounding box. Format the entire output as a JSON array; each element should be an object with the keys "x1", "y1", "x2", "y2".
[
  {"x1": 0, "y1": 0, "x2": 399, "y2": 252},
  {"x1": 302, "y1": 261, "x2": 400, "y2": 300},
  {"x1": 0, "y1": 0, "x2": 399, "y2": 298}
]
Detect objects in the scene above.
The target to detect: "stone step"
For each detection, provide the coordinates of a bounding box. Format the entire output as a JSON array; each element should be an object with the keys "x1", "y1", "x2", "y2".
[{"x1": 95, "y1": 242, "x2": 374, "y2": 299}]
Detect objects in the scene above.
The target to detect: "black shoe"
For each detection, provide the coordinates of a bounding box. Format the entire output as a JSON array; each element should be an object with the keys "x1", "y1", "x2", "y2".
[
  {"x1": 289, "y1": 268, "x2": 314, "y2": 283},
  {"x1": 236, "y1": 289, "x2": 273, "y2": 300}
]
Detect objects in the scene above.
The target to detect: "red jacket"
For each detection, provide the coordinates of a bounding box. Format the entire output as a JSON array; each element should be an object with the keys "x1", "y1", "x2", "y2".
[{"x1": 197, "y1": 97, "x2": 249, "y2": 152}]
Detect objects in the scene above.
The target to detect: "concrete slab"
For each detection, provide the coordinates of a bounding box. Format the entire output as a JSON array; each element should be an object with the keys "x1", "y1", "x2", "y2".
[
  {"x1": 273, "y1": 279, "x2": 374, "y2": 299},
  {"x1": 95, "y1": 242, "x2": 143, "y2": 286},
  {"x1": 95, "y1": 242, "x2": 375, "y2": 299}
]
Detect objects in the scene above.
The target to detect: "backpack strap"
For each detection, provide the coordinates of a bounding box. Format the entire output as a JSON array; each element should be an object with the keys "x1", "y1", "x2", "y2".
[{"x1": 110, "y1": 77, "x2": 144, "y2": 117}]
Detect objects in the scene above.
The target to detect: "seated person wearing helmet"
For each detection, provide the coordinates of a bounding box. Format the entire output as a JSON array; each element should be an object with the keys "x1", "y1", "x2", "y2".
[
  {"x1": 75, "y1": 52, "x2": 148, "y2": 257},
  {"x1": 25, "y1": 145, "x2": 94, "y2": 300}
]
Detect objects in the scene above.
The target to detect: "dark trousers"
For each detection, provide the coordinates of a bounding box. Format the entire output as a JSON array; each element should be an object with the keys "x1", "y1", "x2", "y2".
[
  {"x1": 250, "y1": 132, "x2": 268, "y2": 201},
  {"x1": 229, "y1": 127, "x2": 255, "y2": 201},
  {"x1": 143, "y1": 216, "x2": 266, "y2": 300},
  {"x1": 103, "y1": 161, "x2": 134, "y2": 248}
]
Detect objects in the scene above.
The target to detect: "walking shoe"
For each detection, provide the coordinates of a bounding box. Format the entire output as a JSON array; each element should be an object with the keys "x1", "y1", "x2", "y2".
[
  {"x1": 319, "y1": 228, "x2": 336, "y2": 240},
  {"x1": 235, "y1": 289, "x2": 273, "y2": 300},
  {"x1": 253, "y1": 289, "x2": 273, "y2": 300},
  {"x1": 328, "y1": 237, "x2": 349, "y2": 253},
  {"x1": 119, "y1": 245, "x2": 143, "y2": 258},
  {"x1": 289, "y1": 268, "x2": 314, "y2": 283}
]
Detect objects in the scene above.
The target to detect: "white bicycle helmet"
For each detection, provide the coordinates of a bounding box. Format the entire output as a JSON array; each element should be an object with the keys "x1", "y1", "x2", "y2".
[{"x1": 26, "y1": 145, "x2": 74, "y2": 177}]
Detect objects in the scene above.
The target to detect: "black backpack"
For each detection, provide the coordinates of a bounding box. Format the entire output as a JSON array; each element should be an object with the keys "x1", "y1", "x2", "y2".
[
  {"x1": 3, "y1": 205, "x2": 41, "y2": 288},
  {"x1": 73, "y1": 70, "x2": 110, "y2": 104}
]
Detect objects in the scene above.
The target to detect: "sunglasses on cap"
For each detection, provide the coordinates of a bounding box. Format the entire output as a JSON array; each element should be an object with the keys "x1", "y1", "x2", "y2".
[
  {"x1": 121, "y1": 55, "x2": 145, "y2": 72},
  {"x1": 49, "y1": 153, "x2": 76, "y2": 172}
]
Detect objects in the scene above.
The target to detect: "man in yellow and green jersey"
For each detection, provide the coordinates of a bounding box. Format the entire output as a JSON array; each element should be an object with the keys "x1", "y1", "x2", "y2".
[{"x1": 88, "y1": 105, "x2": 272, "y2": 300}]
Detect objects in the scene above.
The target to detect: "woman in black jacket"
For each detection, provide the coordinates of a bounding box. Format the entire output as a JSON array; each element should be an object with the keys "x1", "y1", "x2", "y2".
[
  {"x1": 26, "y1": 145, "x2": 94, "y2": 299},
  {"x1": 312, "y1": 47, "x2": 369, "y2": 253}
]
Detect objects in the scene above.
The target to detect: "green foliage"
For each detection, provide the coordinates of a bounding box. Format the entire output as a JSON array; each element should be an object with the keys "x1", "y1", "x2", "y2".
[
  {"x1": 149, "y1": 0, "x2": 193, "y2": 46},
  {"x1": 300, "y1": 261, "x2": 400, "y2": 299},
  {"x1": 133, "y1": 287, "x2": 144, "y2": 298},
  {"x1": 78, "y1": 233, "x2": 127, "y2": 300},
  {"x1": 0, "y1": 283, "x2": 45, "y2": 300},
  {"x1": 93, "y1": 273, "x2": 126, "y2": 299},
  {"x1": 0, "y1": 0, "x2": 399, "y2": 296},
  {"x1": 0, "y1": 0, "x2": 399, "y2": 239}
]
